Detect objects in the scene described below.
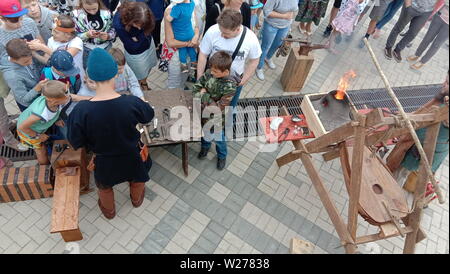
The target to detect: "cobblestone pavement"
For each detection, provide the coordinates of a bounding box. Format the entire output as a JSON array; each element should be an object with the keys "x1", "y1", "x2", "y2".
[{"x1": 1, "y1": 7, "x2": 448, "y2": 254}]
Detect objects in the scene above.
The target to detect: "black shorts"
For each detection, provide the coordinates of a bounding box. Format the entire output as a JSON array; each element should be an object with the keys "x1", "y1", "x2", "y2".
[{"x1": 334, "y1": 0, "x2": 342, "y2": 8}]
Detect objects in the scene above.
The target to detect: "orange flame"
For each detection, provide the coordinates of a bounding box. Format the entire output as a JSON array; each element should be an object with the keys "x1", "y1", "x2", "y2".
[{"x1": 335, "y1": 70, "x2": 357, "y2": 100}]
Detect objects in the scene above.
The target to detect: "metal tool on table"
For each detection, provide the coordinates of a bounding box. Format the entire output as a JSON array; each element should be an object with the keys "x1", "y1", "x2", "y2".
[
  {"x1": 279, "y1": 127, "x2": 290, "y2": 142},
  {"x1": 149, "y1": 118, "x2": 160, "y2": 139},
  {"x1": 281, "y1": 38, "x2": 327, "y2": 56}
]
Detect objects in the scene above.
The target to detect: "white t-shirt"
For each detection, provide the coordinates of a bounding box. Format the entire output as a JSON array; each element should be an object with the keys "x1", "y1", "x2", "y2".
[
  {"x1": 200, "y1": 24, "x2": 262, "y2": 76},
  {"x1": 47, "y1": 36, "x2": 84, "y2": 78}
]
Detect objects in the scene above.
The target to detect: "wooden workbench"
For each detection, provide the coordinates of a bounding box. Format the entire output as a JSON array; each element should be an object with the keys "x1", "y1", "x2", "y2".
[{"x1": 142, "y1": 89, "x2": 202, "y2": 176}]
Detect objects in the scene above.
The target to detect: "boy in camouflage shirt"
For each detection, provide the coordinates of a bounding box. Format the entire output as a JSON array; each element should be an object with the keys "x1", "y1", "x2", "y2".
[{"x1": 193, "y1": 51, "x2": 238, "y2": 170}]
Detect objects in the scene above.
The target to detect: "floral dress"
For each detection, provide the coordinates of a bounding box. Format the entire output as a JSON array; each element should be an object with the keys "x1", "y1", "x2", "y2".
[
  {"x1": 295, "y1": 0, "x2": 330, "y2": 26},
  {"x1": 332, "y1": 0, "x2": 370, "y2": 35}
]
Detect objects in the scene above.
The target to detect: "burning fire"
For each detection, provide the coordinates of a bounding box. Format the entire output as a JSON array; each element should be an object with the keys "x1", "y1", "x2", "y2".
[{"x1": 335, "y1": 70, "x2": 357, "y2": 100}]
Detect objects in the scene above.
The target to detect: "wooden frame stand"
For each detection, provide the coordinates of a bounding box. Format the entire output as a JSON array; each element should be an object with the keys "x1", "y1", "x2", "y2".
[{"x1": 277, "y1": 103, "x2": 448, "y2": 253}]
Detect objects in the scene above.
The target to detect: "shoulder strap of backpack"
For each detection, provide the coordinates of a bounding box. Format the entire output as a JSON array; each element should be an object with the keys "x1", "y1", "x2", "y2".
[
  {"x1": 231, "y1": 26, "x2": 247, "y2": 62},
  {"x1": 215, "y1": 2, "x2": 221, "y2": 14}
]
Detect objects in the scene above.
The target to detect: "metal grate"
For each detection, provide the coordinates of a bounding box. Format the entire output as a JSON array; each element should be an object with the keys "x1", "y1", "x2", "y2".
[
  {"x1": 0, "y1": 130, "x2": 36, "y2": 162},
  {"x1": 347, "y1": 84, "x2": 441, "y2": 113},
  {"x1": 234, "y1": 95, "x2": 304, "y2": 138}
]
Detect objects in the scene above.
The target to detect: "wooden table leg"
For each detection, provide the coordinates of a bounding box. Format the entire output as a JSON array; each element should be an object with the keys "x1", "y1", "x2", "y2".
[{"x1": 182, "y1": 142, "x2": 189, "y2": 176}]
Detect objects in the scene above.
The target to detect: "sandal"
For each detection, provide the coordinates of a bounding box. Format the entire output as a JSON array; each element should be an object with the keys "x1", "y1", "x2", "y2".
[
  {"x1": 407, "y1": 55, "x2": 419, "y2": 62},
  {"x1": 139, "y1": 81, "x2": 151, "y2": 91},
  {"x1": 410, "y1": 62, "x2": 425, "y2": 70}
]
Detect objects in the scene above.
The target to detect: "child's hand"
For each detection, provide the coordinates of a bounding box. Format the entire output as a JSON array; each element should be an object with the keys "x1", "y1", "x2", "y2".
[
  {"x1": 99, "y1": 32, "x2": 110, "y2": 40},
  {"x1": 200, "y1": 88, "x2": 207, "y2": 94},
  {"x1": 87, "y1": 30, "x2": 99, "y2": 38},
  {"x1": 26, "y1": 39, "x2": 44, "y2": 51},
  {"x1": 38, "y1": 134, "x2": 49, "y2": 142},
  {"x1": 55, "y1": 120, "x2": 65, "y2": 127},
  {"x1": 34, "y1": 79, "x2": 49, "y2": 93}
]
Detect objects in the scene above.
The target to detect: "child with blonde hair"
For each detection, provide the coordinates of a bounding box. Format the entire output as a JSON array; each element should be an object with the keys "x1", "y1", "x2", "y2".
[{"x1": 17, "y1": 80, "x2": 71, "y2": 164}]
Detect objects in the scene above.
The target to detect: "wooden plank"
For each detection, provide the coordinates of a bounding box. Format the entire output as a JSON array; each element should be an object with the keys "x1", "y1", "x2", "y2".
[
  {"x1": 402, "y1": 217, "x2": 427, "y2": 243},
  {"x1": 323, "y1": 147, "x2": 341, "y2": 162},
  {"x1": 290, "y1": 238, "x2": 315, "y2": 254},
  {"x1": 356, "y1": 226, "x2": 414, "y2": 245},
  {"x1": 51, "y1": 167, "x2": 81, "y2": 234},
  {"x1": 60, "y1": 229, "x2": 83, "y2": 242},
  {"x1": 305, "y1": 122, "x2": 354, "y2": 154},
  {"x1": 380, "y1": 223, "x2": 399, "y2": 238},
  {"x1": 338, "y1": 143, "x2": 351, "y2": 187},
  {"x1": 297, "y1": 141, "x2": 355, "y2": 249},
  {"x1": 347, "y1": 116, "x2": 367, "y2": 253},
  {"x1": 300, "y1": 95, "x2": 326, "y2": 137},
  {"x1": 404, "y1": 122, "x2": 440, "y2": 253},
  {"x1": 366, "y1": 106, "x2": 448, "y2": 147}
]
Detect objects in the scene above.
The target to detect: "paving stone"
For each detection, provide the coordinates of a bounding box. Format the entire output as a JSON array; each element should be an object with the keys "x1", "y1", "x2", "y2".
[
  {"x1": 220, "y1": 210, "x2": 238, "y2": 229},
  {"x1": 194, "y1": 236, "x2": 218, "y2": 253},
  {"x1": 188, "y1": 244, "x2": 209, "y2": 254},
  {"x1": 207, "y1": 221, "x2": 227, "y2": 238},
  {"x1": 230, "y1": 218, "x2": 254, "y2": 240},
  {"x1": 201, "y1": 228, "x2": 222, "y2": 245}
]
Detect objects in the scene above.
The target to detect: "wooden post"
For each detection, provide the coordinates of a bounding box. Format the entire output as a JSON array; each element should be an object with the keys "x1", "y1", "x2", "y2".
[
  {"x1": 280, "y1": 47, "x2": 314, "y2": 92},
  {"x1": 346, "y1": 115, "x2": 367, "y2": 253},
  {"x1": 279, "y1": 106, "x2": 354, "y2": 249},
  {"x1": 403, "y1": 122, "x2": 440, "y2": 253}
]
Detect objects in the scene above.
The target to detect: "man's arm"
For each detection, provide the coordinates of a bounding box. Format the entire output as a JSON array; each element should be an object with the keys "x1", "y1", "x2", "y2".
[
  {"x1": 196, "y1": 51, "x2": 209, "y2": 80},
  {"x1": 239, "y1": 58, "x2": 259, "y2": 86}
]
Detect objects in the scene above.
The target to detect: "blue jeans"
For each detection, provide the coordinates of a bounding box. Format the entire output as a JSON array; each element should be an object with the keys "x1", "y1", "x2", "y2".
[
  {"x1": 251, "y1": 14, "x2": 259, "y2": 29},
  {"x1": 257, "y1": 21, "x2": 290, "y2": 70},
  {"x1": 178, "y1": 47, "x2": 197, "y2": 64},
  {"x1": 201, "y1": 130, "x2": 227, "y2": 159},
  {"x1": 376, "y1": 0, "x2": 404, "y2": 30},
  {"x1": 230, "y1": 85, "x2": 243, "y2": 108}
]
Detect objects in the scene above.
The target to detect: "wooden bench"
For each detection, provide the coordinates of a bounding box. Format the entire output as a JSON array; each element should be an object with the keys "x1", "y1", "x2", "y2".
[
  {"x1": 50, "y1": 167, "x2": 83, "y2": 242},
  {"x1": 0, "y1": 165, "x2": 53, "y2": 203},
  {"x1": 50, "y1": 140, "x2": 89, "y2": 242}
]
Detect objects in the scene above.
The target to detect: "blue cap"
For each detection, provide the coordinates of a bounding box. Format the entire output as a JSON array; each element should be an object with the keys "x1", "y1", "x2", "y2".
[
  {"x1": 249, "y1": 0, "x2": 263, "y2": 9},
  {"x1": 49, "y1": 50, "x2": 80, "y2": 77},
  {"x1": 87, "y1": 48, "x2": 118, "y2": 82}
]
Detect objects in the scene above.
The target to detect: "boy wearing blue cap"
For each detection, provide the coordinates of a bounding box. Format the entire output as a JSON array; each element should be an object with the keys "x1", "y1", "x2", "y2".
[
  {"x1": 17, "y1": 80, "x2": 71, "y2": 164},
  {"x1": 67, "y1": 48, "x2": 155, "y2": 219},
  {"x1": 39, "y1": 49, "x2": 82, "y2": 94}
]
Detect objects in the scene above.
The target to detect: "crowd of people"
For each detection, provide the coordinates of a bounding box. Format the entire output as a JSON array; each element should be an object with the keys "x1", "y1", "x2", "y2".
[{"x1": 0, "y1": 0, "x2": 448, "y2": 218}]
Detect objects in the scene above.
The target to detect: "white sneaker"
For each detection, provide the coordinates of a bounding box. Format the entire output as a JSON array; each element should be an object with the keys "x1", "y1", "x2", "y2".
[
  {"x1": 5, "y1": 142, "x2": 29, "y2": 152},
  {"x1": 256, "y1": 69, "x2": 265, "y2": 80},
  {"x1": 265, "y1": 59, "x2": 276, "y2": 70}
]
